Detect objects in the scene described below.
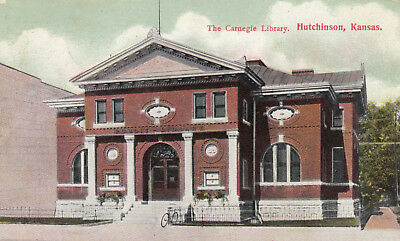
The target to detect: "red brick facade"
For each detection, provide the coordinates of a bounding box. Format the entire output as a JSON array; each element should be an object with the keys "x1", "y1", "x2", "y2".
[{"x1": 49, "y1": 33, "x2": 366, "y2": 220}]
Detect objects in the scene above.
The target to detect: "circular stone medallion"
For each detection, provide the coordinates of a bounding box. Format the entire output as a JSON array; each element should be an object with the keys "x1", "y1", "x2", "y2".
[
  {"x1": 205, "y1": 144, "x2": 218, "y2": 157},
  {"x1": 107, "y1": 148, "x2": 119, "y2": 160}
]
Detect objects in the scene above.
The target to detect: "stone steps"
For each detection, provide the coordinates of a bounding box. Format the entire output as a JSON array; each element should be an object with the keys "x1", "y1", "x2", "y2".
[{"x1": 122, "y1": 201, "x2": 182, "y2": 225}]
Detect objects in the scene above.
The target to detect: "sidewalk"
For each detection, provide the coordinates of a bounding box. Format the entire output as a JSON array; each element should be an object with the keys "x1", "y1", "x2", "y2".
[{"x1": 364, "y1": 207, "x2": 400, "y2": 229}]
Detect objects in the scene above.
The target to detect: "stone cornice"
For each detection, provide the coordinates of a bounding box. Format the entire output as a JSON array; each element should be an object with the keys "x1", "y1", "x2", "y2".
[
  {"x1": 56, "y1": 106, "x2": 85, "y2": 113},
  {"x1": 82, "y1": 73, "x2": 241, "y2": 92},
  {"x1": 253, "y1": 82, "x2": 338, "y2": 106},
  {"x1": 44, "y1": 98, "x2": 84, "y2": 108},
  {"x1": 44, "y1": 97, "x2": 85, "y2": 113}
]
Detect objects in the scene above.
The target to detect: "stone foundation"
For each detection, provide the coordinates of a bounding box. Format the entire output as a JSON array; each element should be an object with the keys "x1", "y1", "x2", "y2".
[{"x1": 257, "y1": 199, "x2": 360, "y2": 221}]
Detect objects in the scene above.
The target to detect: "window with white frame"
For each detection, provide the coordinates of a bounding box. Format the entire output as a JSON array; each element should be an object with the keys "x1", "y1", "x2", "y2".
[
  {"x1": 261, "y1": 143, "x2": 300, "y2": 182},
  {"x1": 95, "y1": 100, "x2": 107, "y2": 124},
  {"x1": 204, "y1": 171, "x2": 219, "y2": 186},
  {"x1": 332, "y1": 147, "x2": 345, "y2": 183},
  {"x1": 106, "y1": 173, "x2": 120, "y2": 187},
  {"x1": 332, "y1": 108, "x2": 344, "y2": 128},
  {"x1": 213, "y1": 92, "x2": 226, "y2": 118},
  {"x1": 194, "y1": 93, "x2": 206, "y2": 119},
  {"x1": 242, "y1": 159, "x2": 249, "y2": 187},
  {"x1": 112, "y1": 99, "x2": 124, "y2": 123},
  {"x1": 72, "y1": 149, "x2": 88, "y2": 184},
  {"x1": 243, "y1": 99, "x2": 248, "y2": 122}
]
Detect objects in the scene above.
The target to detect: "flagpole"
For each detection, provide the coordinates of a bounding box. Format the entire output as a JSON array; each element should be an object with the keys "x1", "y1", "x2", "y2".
[{"x1": 158, "y1": 0, "x2": 161, "y2": 34}]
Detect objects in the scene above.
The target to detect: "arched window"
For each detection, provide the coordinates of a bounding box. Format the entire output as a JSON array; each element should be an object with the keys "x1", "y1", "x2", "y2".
[
  {"x1": 261, "y1": 143, "x2": 300, "y2": 182},
  {"x1": 72, "y1": 149, "x2": 88, "y2": 184}
]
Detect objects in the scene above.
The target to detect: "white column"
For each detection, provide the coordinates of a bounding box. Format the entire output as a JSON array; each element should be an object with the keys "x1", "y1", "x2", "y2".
[
  {"x1": 182, "y1": 131, "x2": 193, "y2": 204},
  {"x1": 124, "y1": 133, "x2": 136, "y2": 204},
  {"x1": 80, "y1": 150, "x2": 85, "y2": 184},
  {"x1": 85, "y1": 135, "x2": 96, "y2": 203},
  {"x1": 227, "y1": 130, "x2": 239, "y2": 204},
  {"x1": 286, "y1": 145, "x2": 291, "y2": 182},
  {"x1": 273, "y1": 145, "x2": 277, "y2": 182}
]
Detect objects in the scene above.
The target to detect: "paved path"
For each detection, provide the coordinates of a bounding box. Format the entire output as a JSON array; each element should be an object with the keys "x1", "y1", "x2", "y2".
[
  {"x1": 364, "y1": 207, "x2": 400, "y2": 229},
  {"x1": 0, "y1": 224, "x2": 398, "y2": 241}
]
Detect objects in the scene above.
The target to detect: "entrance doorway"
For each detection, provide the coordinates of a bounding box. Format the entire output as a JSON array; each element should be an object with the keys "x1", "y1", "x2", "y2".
[{"x1": 143, "y1": 143, "x2": 180, "y2": 201}]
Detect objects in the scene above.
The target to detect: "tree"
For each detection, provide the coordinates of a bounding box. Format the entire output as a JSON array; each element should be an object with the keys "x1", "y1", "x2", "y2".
[{"x1": 359, "y1": 100, "x2": 400, "y2": 208}]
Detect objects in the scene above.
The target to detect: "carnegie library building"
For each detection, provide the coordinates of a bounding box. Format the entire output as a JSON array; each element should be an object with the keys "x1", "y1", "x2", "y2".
[{"x1": 46, "y1": 29, "x2": 367, "y2": 222}]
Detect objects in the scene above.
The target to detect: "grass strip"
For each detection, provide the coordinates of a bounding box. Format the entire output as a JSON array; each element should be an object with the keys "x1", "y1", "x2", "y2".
[
  {"x1": 0, "y1": 217, "x2": 110, "y2": 225},
  {"x1": 178, "y1": 218, "x2": 360, "y2": 227}
]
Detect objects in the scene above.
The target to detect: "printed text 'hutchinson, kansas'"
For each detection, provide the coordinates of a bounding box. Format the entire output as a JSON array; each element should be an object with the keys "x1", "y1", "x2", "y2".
[{"x1": 297, "y1": 23, "x2": 382, "y2": 32}]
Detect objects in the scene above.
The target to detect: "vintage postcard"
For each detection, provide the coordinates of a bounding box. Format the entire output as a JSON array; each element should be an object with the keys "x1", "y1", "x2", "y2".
[{"x1": 0, "y1": 0, "x2": 399, "y2": 240}]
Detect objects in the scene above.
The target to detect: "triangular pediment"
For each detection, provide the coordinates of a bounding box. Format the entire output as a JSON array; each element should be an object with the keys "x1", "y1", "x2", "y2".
[
  {"x1": 71, "y1": 33, "x2": 247, "y2": 84},
  {"x1": 105, "y1": 50, "x2": 216, "y2": 80}
]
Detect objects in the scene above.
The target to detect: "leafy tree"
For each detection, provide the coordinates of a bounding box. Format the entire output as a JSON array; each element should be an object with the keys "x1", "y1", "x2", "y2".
[{"x1": 359, "y1": 100, "x2": 400, "y2": 208}]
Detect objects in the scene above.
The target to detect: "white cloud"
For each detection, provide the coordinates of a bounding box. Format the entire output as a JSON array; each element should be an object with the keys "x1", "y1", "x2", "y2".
[
  {"x1": 154, "y1": 2, "x2": 399, "y2": 103},
  {"x1": 0, "y1": 1, "x2": 399, "y2": 102},
  {"x1": 111, "y1": 25, "x2": 150, "y2": 54},
  {"x1": 164, "y1": 12, "x2": 292, "y2": 69},
  {"x1": 110, "y1": 3, "x2": 400, "y2": 103},
  {"x1": 366, "y1": 77, "x2": 400, "y2": 104},
  {"x1": 0, "y1": 28, "x2": 82, "y2": 92}
]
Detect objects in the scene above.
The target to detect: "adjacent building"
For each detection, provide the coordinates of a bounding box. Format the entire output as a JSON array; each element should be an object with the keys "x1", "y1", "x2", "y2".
[
  {"x1": 47, "y1": 29, "x2": 366, "y2": 221},
  {"x1": 0, "y1": 63, "x2": 71, "y2": 209}
]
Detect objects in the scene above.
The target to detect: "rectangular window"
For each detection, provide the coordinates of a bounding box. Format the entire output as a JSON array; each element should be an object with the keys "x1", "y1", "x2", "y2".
[
  {"x1": 332, "y1": 108, "x2": 344, "y2": 128},
  {"x1": 96, "y1": 100, "x2": 107, "y2": 124},
  {"x1": 83, "y1": 151, "x2": 88, "y2": 184},
  {"x1": 213, "y1": 92, "x2": 226, "y2": 118},
  {"x1": 276, "y1": 144, "x2": 287, "y2": 182},
  {"x1": 243, "y1": 99, "x2": 248, "y2": 122},
  {"x1": 112, "y1": 99, "x2": 124, "y2": 123},
  {"x1": 194, "y1": 93, "x2": 206, "y2": 119},
  {"x1": 242, "y1": 160, "x2": 249, "y2": 187},
  {"x1": 332, "y1": 147, "x2": 345, "y2": 183},
  {"x1": 290, "y1": 148, "x2": 300, "y2": 182},
  {"x1": 106, "y1": 173, "x2": 120, "y2": 187},
  {"x1": 204, "y1": 171, "x2": 219, "y2": 186},
  {"x1": 263, "y1": 149, "x2": 273, "y2": 182}
]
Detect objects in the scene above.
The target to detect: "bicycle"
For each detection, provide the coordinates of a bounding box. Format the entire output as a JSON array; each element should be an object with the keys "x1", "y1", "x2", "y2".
[{"x1": 160, "y1": 206, "x2": 181, "y2": 227}]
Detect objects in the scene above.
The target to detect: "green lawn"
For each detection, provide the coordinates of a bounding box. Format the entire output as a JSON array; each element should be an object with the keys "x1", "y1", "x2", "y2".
[
  {"x1": 0, "y1": 217, "x2": 110, "y2": 225},
  {"x1": 181, "y1": 218, "x2": 360, "y2": 227}
]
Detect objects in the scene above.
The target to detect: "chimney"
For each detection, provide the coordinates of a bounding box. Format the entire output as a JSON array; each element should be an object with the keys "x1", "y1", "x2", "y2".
[
  {"x1": 246, "y1": 59, "x2": 267, "y2": 67},
  {"x1": 292, "y1": 69, "x2": 314, "y2": 75}
]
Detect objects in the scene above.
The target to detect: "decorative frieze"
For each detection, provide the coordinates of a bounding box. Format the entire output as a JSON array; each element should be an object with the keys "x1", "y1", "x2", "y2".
[{"x1": 83, "y1": 74, "x2": 238, "y2": 92}]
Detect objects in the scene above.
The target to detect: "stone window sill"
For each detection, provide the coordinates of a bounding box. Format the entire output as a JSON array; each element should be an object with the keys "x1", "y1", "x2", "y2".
[
  {"x1": 197, "y1": 186, "x2": 225, "y2": 190},
  {"x1": 257, "y1": 182, "x2": 320, "y2": 186},
  {"x1": 191, "y1": 118, "x2": 228, "y2": 124},
  {"x1": 99, "y1": 186, "x2": 126, "y2": 191},
  {"x1": 93, "y1": 122, "x2": 125, "y2": 128}
]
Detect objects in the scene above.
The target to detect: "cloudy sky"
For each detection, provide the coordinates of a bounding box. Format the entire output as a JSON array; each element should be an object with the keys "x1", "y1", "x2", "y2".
[{"x1": 0, "y1": 0, "x2": 399, "y2": 103}]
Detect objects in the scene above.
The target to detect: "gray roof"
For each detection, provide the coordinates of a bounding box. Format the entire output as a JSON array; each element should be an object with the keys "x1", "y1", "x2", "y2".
[
  {"x1": 60, "y1": 93, "x2": 84, "y2": 100},
  {"x1": 248, "y1": 64, "x2": 364, "y2": 89}
]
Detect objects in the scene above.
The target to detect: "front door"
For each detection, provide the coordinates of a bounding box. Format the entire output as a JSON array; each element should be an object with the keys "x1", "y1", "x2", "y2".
[{"x1": 146, "y1": 143, "x2": 180, "y2": 201}]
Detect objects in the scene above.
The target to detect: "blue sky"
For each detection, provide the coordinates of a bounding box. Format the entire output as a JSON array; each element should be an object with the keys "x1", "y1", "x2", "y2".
[{"x1": 0, "y1": 0, "x2": 399, "y2": 102}]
